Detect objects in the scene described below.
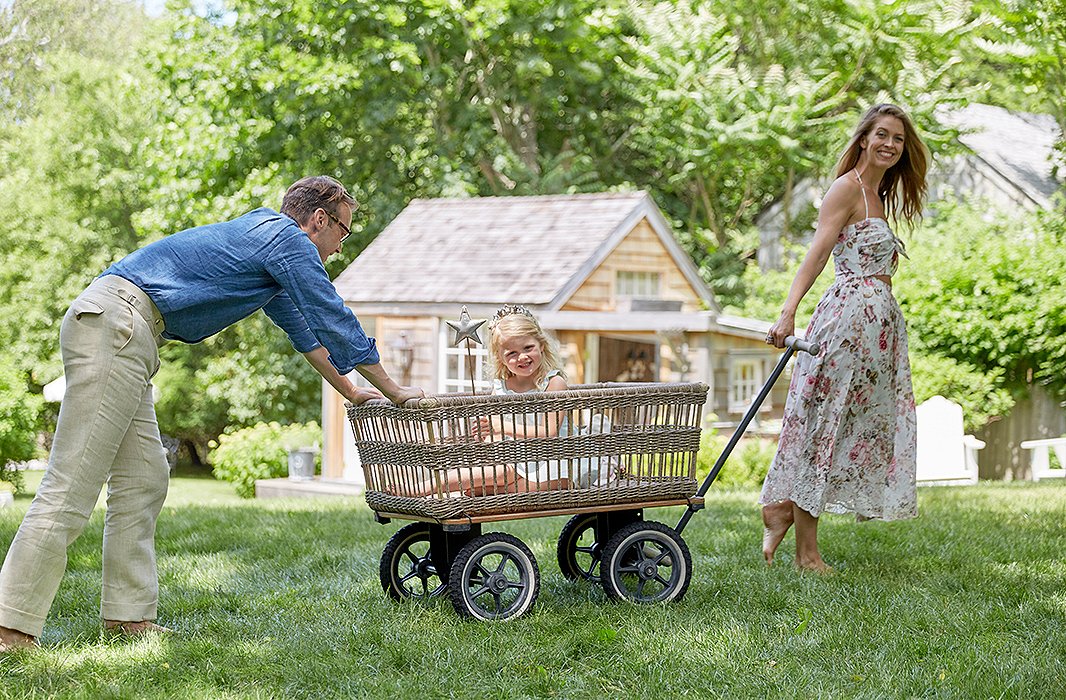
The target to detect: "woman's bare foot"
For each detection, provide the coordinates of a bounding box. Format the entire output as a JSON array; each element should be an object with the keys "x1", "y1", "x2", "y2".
[
  {"x1": 0, "y1": 625, "x2": 38, "y2": 652},
  {"x1": 761, "y1": 501, "x2": 795, "y2": 565},
  {"x1": 795, "y1": 555, "x2": 833, "y2": 574},
  {"x1": 103, "y1": 620, "x2": 173, "y2": 637}
]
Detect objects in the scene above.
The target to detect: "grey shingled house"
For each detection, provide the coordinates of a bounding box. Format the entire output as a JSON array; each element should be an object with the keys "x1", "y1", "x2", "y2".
[{"x1": 317, "y1": 191, "x2": 782, "y2": 481}]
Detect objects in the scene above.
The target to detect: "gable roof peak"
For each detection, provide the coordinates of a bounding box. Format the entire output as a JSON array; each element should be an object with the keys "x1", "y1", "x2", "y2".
[{"x1": 334, "y1": 189, "x2": 716, "y2": 311}]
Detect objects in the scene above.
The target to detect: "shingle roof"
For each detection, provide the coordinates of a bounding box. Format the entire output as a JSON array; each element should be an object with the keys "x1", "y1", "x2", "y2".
[
  {"x1": 940, "y1": 103, "x2": 1061, "y2": 207},
  {"x1": 334, "y1": 191, "x2": 711, "y2": 308}
]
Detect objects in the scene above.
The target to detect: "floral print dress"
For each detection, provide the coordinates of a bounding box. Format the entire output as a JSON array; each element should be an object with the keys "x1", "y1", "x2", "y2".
[{"x1": 758, "y1": 211, "x2": 918, "y2": 521}]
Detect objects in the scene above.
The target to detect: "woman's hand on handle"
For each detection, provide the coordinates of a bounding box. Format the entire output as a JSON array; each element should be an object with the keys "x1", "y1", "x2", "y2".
[{"x1": 766, "y1": 312, "x2": 795, "y2": 349}]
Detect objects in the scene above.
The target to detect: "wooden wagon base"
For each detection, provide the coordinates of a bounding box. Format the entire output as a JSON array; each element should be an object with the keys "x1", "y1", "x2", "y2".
[
  {"x1": 372, "y1": 495, "x2": 706, "y2": 528},
  {"x1": 365, "y1": 478, "x2": 701, "y2": 521}
]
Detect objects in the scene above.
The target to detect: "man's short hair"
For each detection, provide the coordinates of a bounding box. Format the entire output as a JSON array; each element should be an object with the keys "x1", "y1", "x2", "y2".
[{"x1": 280, "y1": 176, "x2": 356, "y2": 225}]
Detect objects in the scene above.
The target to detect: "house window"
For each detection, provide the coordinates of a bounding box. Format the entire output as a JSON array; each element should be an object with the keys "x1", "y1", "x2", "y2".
[
  {"x1": 438, "y1": 322, "x2": 493, "y2": 394},
  {"x1": 616, "y1": 270, "x2": 661, "y2": 298},
  {"x1": 729, "y1": 357, "x2": 767, "y2": 413}
]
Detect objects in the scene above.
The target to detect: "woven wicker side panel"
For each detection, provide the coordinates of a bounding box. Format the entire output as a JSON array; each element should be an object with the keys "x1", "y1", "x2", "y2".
[
  {"x1": 348, "y1": 383, "x2": 708, "y2": 516},
  {"x1": 365, "y1": 478, "x2": 698, "y2": 520},
  {"x1": 356, "y1": 427, "x2": 701, "y2": 471}
]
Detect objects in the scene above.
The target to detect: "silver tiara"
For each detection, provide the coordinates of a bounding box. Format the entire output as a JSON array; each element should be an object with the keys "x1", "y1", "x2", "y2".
[{"x1": 489, "y1": 304, "x2": 536, "y2": 329}]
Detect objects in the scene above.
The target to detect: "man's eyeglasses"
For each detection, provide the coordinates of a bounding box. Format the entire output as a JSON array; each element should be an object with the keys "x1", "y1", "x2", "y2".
[{"x1": 324, "y1": 210, "x2": 352, "y2": 244}]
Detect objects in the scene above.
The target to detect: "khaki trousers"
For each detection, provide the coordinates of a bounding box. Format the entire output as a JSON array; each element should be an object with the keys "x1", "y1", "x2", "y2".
[{"x1": 0, "y1": 276, "x2": 168, "y2": 637}]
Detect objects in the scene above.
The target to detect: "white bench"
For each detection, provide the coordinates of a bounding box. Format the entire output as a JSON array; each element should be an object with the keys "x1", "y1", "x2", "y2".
[{"x1": 1019, "y1": 438, "x2": 1066, "y2": 481}]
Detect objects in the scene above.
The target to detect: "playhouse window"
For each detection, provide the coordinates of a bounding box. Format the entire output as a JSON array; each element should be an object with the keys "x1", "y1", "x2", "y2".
[
  {"x1": 439, "y1": 322, "x2": 493, "y2": 394},
  {"x1": 616, "y1": 270, "x2": 661, "y2": 298},
  {"x1": 729, "y1": 357, "x2": 769, "y2": 414}
]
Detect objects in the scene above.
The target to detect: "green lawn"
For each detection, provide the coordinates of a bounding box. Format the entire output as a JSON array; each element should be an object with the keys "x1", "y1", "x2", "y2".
[{"x1": 1, "y1": 471, "x2": 1064, "y2": 699}]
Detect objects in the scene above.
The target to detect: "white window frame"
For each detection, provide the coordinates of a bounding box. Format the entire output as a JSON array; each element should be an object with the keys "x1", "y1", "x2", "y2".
[
  {"x1": 437, "y1": 321, "x2": 493, "y2": 394},
  {"x1": 615, "y1": 270, "x2": 661, "y2": 299},
  {"x1": 728, "y1": 356, "x2": 770, "y2": 414}
]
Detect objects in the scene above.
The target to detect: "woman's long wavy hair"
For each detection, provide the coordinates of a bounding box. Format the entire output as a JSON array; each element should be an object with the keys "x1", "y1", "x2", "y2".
[
  {"x1": 835, "y1": 104, "x2": 929, "y2": 228},
  {"x1": 488, "y1": 312, "x2": 564, "y2": 388}
]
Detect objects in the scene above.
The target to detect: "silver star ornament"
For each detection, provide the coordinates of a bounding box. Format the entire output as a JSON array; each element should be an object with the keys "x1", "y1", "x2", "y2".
[{"x1": 447, "y1": 305, "x2": 487, "y2": 347}]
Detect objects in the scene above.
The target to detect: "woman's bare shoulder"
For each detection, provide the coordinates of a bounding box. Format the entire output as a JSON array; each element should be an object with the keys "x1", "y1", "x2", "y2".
[
  {"x1": 824, "y1": 172, "x2": 860, "y2": 199},
  {"x1": 821, "y1": 173, "x2": 861, "y2": 218}
]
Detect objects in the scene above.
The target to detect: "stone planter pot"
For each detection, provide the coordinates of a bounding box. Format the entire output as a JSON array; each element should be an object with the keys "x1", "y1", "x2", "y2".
[{"x1": 287, "y1": 448, "x2": 317, "y2": 481}]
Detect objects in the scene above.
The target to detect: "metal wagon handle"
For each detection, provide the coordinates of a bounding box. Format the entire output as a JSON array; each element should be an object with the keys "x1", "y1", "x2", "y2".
[
  {"x1": 675, "y1": 335, "x2": 818, "y2": 535},
  {"x1": 785, "y1": 335, "x2": 821, "y2": 356}
]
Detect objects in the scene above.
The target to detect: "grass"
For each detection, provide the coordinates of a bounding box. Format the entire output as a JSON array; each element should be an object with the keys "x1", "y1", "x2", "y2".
[{"x1": 1, "y1": 470, "x2": 1065, "y2": 699}]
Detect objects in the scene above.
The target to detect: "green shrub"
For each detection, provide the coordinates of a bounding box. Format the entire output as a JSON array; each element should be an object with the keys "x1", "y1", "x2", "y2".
[
  {"x1": 0, "y1": 359, "x2": 43, "y2": 494},
  {"x1": 209, "y1": 421, "x2": 320, "y2": 499},
  {"x1": 909, "y1": 352, "x2": 1014, "y2": 432},
  {"x1": 696, "y1": 429, "x2": 777, "y2": 489}
]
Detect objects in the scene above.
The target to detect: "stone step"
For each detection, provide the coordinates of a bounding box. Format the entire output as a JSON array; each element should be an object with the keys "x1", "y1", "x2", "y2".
[{"x1": 254, "y1": 477, "x2": 363, "y2": 499}]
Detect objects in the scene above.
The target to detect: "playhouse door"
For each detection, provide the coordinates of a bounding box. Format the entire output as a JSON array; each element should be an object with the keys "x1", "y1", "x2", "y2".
[{"x1": 597, "y1": 337, "x2": 658, "y2": 382}]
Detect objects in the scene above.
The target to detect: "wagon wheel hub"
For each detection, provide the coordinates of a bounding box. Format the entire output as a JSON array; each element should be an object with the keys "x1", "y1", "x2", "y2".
[
  {"x1": 488, "y1": 573, "x2": 510, "y2": 592},
  {"x1": 415, "y1": 557, "x2": 436, "y2": 578},
  {"x1": 639, "y1": 561, "x2": 658, "y2": 579}
]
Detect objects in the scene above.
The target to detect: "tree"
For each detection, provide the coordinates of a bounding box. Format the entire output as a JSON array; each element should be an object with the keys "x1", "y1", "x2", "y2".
[
  {"x1": 724, "y1": 196, "x2": 1066, "y2": 431},
  {"x1": 0, "y1": 1, "x2": 326, "y2": 459},
  {"x1": 613, "y1": 0, "x2": 988, "y2": 306},
  {"x1": 0, "y1": 1, "x2": 156, "y2": 385},
  {"x1": 964, "y1": 0, "x2": 1066, "y2": 167}
]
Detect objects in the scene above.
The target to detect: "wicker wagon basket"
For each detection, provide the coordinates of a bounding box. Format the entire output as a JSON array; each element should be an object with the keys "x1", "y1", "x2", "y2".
[{"x1": 347, "y1": 382, "x2": 709, "y2": 521}]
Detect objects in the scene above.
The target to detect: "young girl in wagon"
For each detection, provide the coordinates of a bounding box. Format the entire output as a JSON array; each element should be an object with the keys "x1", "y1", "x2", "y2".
[{"x1": 411, "y1": 305, "x2": 573, "y2": 496}]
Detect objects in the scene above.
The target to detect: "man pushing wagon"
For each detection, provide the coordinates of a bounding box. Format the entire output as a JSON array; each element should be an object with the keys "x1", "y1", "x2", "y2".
[{"x1": 0, "y1": 176, "x2": 422, "y2": 652}]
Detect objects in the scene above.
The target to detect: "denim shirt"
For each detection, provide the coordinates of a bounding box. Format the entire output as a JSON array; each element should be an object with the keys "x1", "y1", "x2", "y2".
[{"x1": 102, "y1": 207, "x2": 378, "y2": 374}]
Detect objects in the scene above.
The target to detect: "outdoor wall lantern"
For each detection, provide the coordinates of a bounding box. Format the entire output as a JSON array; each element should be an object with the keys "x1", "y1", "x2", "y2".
[{"x1": 391, "y1": 331, "x2": 415, "y2": 386}]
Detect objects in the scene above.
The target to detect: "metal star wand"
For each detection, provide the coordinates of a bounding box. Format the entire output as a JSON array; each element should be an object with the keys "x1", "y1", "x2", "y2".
[{"x1": 446, "y1": 305, "x2": 487, "y2": 396}]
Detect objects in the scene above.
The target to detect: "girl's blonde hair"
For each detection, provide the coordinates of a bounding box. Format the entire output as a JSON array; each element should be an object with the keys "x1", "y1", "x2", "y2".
[
  {"x1": 835, "y1": 103, "x2": 929, "y2": 228},
  {"x1": 488, "y1": 309, "x2": 564, "y2": 387}
]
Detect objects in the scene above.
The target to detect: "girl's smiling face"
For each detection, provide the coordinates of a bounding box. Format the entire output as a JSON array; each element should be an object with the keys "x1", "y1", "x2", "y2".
[{"x1": 499, "y1": 334, "x2": 543, "y2": 377}]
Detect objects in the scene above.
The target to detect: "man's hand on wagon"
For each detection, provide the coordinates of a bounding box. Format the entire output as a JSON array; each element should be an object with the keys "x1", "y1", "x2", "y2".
[
  {"x1": 348, "y1": 386, "x2": 386, "y2": 405},
  {"x1": 387, "y1": 385, "x2": 425, "y2": 405}
]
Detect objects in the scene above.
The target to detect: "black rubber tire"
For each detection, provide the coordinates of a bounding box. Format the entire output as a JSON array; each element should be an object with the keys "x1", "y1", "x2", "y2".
[
  {"x1": 379, "y1": 522, "x2": 446, "y2": 600},
  {"x1": 449, "y1": 533, "x2": 540, "y2": 621},
  {"x1": 600, "y1": 521, "x2": 692, "y2": 604},
  {"x1": 556, "y1": 514, "x2": 602, "y2": 582}
]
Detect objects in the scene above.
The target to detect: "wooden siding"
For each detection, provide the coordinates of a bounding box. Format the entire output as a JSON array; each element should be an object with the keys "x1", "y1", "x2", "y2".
[
  {"x1": 321, "y1": 387, "x2": 347, "y2": 480},
  {"x1": 555, "y1": 330, "x2": 586, "y2": 384},
  {"x1": 561, "y1": 218, "x2": 703, "y2": 312},
  {"x1": 375, "y1": 315, "x2": 441, "y2": 389}
]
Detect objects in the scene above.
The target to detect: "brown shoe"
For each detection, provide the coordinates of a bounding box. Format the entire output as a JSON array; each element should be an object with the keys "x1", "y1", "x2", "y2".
[
  {"x1": 0, "y1": 625, "x2": 38, "y2": 653},
  {"x1": 103, "y1": 620, "x2": 174, "y2": 637}
]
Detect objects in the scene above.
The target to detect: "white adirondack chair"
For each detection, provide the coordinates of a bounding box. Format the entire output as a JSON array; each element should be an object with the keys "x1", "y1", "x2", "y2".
[
  {"x1": 916, "y1": 396, "x2": 982, "y2": 485},
  {"x1": 1019, "y1": 438, "x2": 1066, "y2": 481}
]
